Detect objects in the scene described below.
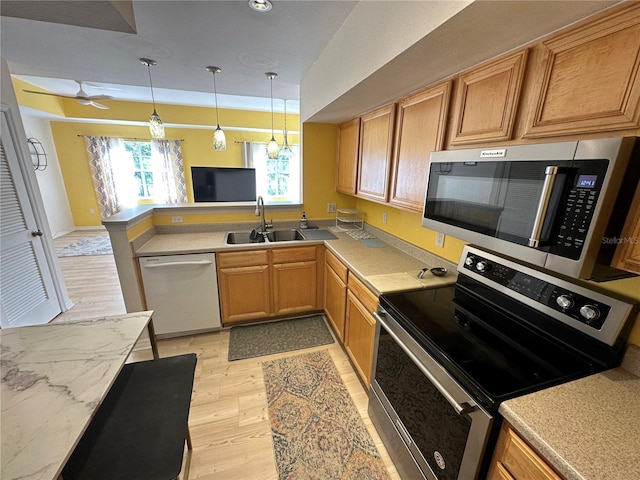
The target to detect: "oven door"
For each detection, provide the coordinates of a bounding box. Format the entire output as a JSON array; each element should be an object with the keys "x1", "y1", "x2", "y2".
[{"x1": 369, "y1": 309, "x2": 493, "y2": 480}]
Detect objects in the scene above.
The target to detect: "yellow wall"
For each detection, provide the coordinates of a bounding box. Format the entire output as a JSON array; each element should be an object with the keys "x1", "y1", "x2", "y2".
[{"x1": 51, "y1": 119, "x2": 300, "y2": 226}]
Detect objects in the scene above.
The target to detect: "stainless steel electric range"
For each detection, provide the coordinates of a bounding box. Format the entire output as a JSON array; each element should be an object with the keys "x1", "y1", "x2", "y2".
[{"x1": 369, "y1": 245, "x2": 637, "y2": 480}]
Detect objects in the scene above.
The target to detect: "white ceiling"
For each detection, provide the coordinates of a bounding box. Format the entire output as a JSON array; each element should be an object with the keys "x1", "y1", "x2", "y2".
[
  {"x1": 0, "y1": 0, "x2": 623, "y2": 122},
  {"x1": 1, "y1": 0, "x2": 360, "y2": 115}
]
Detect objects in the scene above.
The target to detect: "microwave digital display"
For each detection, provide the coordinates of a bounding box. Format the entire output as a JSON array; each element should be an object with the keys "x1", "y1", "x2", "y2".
[{"x1": 576, "y1": 174, "x2": 597, "y2": 188}]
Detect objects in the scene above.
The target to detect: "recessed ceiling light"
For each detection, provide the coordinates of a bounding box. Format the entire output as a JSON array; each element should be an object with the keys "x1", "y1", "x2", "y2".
[{"x1": 249, "y1": 0, "x2": 272, "y2": 13}]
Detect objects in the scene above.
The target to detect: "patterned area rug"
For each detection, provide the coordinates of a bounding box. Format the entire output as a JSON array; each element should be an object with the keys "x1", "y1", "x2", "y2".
[
  {"x1": 228, "y1": 315, "x2": 334, "y2": 361},
  {"x1": 263, "y1": 350, "x2": 391, "y2": 480},
  {"x1": 57, "y1": 235, "x2": 113, "y2": 257}
]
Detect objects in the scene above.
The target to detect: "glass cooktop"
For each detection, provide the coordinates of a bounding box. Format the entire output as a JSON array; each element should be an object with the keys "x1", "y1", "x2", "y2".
[{"x1": 379, "y1": 285, "x2": 597, "y2": 410}]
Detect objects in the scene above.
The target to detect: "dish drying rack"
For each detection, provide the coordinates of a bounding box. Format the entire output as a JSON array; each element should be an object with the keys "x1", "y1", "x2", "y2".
[{"x1": 335, "y1": 209, "x2": 376, "y2": 240}]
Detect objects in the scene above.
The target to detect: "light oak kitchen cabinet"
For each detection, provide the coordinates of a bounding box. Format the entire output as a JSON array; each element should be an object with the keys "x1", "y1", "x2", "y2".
[
  {"x1": 449, "y1": 49, "x2": 528, "y2": 146},
  {"x1": 217, "y1": 249, "x2": 271, "y2": 324},
  {"x1": 523, "y1": 3, "x2": 640, "y2": 139},
  {"x1": 272, "y1": 246, "x2": 322, "y2": 317},
  {"x1": 345, "y1": 272, "x2": 378, "y2": 387},
  {"x1": 357, "y1": 103, "x2": 396, "y2": 203},
  {"x1": 487, "y1": 423, "x2": 563, "y2": 480},
  {"x1": 389, "y1": 80, "x2": 452, "y2": 212},
  {"x1": 613, "y1": 181, "x2": 640, "y2": 275},
  {"x1": 217, "y1": 245, "x2": 323, "y2": 325},
  {"x1": 336, "y1": 118, "x2": 360, "y2": 195},
  {"x1": 324, "y1": 249, "x2": 348, "y2": 341}
]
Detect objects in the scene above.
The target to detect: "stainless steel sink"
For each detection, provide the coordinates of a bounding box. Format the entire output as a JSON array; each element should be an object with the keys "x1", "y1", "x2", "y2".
[
  {"x1": 225, "y1": 229, "x2": 305, "y2": 245},
  {"x1": 225, "y1": 231, "x2": 267, "y2": 245},
  {"x1": 268, "y1": 229, "x2": 305, "y2": 242}
]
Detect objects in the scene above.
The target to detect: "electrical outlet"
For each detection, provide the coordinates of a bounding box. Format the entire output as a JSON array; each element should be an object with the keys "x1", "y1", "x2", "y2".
[
  {"x1": 327, "y1": 203, "x2": 336, "y2": 213},
  {"x1": 435, "y1": 232, "x2": 445, "y2": 248},
  {"x1": 171, "y1": 216, "x2": 183, "y2": 224},
  {"x1": 382, "y1": 212, "x2": 388, "y2": 224},
  {"x1": 89, "y1": 208, "x2": 95, "y2": 214}
]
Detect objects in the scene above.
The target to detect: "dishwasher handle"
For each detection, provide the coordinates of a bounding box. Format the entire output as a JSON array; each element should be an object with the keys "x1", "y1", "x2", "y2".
[{"x1": 143, "y1": 260, "x2": 213, "y2": 268}]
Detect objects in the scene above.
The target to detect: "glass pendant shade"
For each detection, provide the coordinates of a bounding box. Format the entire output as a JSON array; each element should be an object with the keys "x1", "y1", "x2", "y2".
[
  {"x1": 213, "y1": 125, "x2": 226, "y2": 151},
  {"x1": 279, "y1": 99, "x2": 292, "y2": 158},
  {"x1": 266, "y1": 72, "x2": 279, "y2": 159},
  {"x1": 267, "y1": 136, "x2": 280, "y2": 159},
  {"x1": 149, "y1": 109, "x2": 165, "y2": 139},
  {"x1": 140, "y1": 58, "x2": 165, "y2": 139},
  {"x1": 207, "y1": 66, "x2": 226, "y2": 151}
]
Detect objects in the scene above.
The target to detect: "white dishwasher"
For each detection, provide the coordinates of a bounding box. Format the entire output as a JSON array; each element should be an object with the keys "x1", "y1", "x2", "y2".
[{"x1": 139, "y1": 253, "x2": 221, "y2": 337}]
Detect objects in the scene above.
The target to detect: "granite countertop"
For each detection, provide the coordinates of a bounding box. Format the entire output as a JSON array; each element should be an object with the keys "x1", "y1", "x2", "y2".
[
  {"x1": 135, "y1": 228, "x2": 457, "y2": 294},
  {"x1": 1, "y1": 312, "x2": 153, "y2": 480},
  {"x1": 500, "y1": 344, "x2": 640, "y2": 480}
]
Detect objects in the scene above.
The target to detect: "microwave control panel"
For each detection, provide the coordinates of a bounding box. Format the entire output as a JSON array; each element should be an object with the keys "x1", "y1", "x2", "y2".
[
  {"x1": 463, "y1": 252, "x2": 610, "y2": 330},
  {"x1": 551, "y1": 159, "x2": 608, "y2": 260}
]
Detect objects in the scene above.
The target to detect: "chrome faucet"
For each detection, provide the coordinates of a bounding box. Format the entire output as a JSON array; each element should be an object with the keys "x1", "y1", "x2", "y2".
[{"x1": 255, "y1": 196, "x2": 273, "y2": 233}]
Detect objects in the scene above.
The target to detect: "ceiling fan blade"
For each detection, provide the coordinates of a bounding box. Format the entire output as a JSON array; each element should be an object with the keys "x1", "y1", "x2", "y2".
[
  {"x1": 86, "y1": 94, "x2": 113, "y2": 101},
  {"x1": 23, "y1": 89, "x2": 75, "y2": 99},
  {"x1": 89, "y1": 101, "x2": 109, "y2": 110}
]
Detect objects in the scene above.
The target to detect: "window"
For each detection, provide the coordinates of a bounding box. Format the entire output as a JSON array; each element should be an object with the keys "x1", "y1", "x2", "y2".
[
  {"x1": 247, "y1": 142, "x2": 301, "y2": 204},
  {"x1": 125, "y1": 141, "x2": 153, "y2": 198}
]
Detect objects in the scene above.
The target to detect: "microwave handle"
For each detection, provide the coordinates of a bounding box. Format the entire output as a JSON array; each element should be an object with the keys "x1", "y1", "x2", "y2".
[{"x1": 529, "y1": 166, "x2": 558, "y2": 248}]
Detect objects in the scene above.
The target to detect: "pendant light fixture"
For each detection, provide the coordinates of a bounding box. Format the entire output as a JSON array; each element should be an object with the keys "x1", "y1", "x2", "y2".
[
  {"x1": 206, "y1": 66, "x2": 226, "y2": 151},
  {"x1": 265, "y1": 72, "x2": 280, "y2": 160},
  {"x1": 279, "y1": 99, "x2": 292, "y2": 159},
  {"x1": 140, "y1": 58, "x2": 164, "y2": 139}
]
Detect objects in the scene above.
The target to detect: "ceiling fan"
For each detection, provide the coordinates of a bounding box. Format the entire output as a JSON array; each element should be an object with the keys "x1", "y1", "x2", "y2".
[{"x1": 23, "y1": 81, "x2": 113, "y2": 109}]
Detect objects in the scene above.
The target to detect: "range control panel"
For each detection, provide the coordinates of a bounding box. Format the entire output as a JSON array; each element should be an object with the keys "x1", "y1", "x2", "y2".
[{"x1": 462, "y1": 251, "x2": 610, "y2": 330}]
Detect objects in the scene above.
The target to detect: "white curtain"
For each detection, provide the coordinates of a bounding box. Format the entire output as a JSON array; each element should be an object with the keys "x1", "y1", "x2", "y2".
[
  {"x1": 151, "y1": 139, "x2": 187, "y2": 204},
  {"x1": 84, "y1": 136, "x2": 137, "y2": 217}
]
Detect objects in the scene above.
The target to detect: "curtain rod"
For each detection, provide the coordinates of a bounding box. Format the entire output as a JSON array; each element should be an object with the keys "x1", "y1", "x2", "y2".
[{"x1": 77, "y1": 135, "x2": 185, "y2": 141}]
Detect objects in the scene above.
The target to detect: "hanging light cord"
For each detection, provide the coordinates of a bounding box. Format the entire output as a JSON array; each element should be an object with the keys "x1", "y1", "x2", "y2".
[
  {"x1": 147, "y1": 64, "x2": 158, "y2": 112},
  {"x1": 213, "y1": 72, "x2": 220, "y2": 126},
  {"x1": 270, "y1": 76, "x2": 275, "y2": 137},
  {"x1": 283, "y1": 99, "x2": 287, "y2": 134}
]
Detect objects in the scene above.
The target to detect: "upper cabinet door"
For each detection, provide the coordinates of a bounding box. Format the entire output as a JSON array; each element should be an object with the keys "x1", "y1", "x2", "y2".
[
  {"x1": 524, "y1": 4, "x2": 640, "y2": 138},
  {"x1": 336, "y1": 118, "x2": 360, "y2": 195},
  {"x1": 450, "y1": 50, "x2": 528, "y2": 146},
  {"x1": 357, "y1": 104, "x2": 396, "y2": 203},
  {"x1": 390, "y1": 81, "x2": 452, "y2": 212}
]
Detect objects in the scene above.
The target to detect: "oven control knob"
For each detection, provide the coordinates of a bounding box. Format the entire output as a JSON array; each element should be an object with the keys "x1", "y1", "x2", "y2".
[
  {"x1": 580, "y1": 305, "x2": 601, "y2": 322},
  {"x1": 556, "y1": 295, "x2": 575, "y2": 310},
  {"x1": 476, "y1": 261, "x2": 490, "y2": 273},
  {"x1": 464, "y1": 256, "x2": 475, "y2": 267}
]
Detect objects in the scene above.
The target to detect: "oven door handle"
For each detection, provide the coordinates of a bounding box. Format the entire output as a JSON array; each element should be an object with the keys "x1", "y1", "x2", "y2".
[
  {"x1": 529, "y1": 166, "x2": 558, "y2": 248},
  {"x1": 374, "y1": 311, "x2": 477, "y2": 417}
]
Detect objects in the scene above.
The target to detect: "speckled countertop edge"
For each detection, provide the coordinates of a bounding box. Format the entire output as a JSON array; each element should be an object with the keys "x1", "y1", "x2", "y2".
[
  {"x1": 134, "y1": 223, "x2": 457, "y2": 294},
  {"x1": 500, "y1": 344, "x2": 640, "y2": 480}
]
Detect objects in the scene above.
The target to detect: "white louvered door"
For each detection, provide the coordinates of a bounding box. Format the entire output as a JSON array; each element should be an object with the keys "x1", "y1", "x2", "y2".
[{"x1": 1, "y1": 111, "x2": 60, "y2": 327}]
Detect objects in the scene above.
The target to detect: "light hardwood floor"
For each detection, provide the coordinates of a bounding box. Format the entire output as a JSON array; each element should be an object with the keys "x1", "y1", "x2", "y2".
[{"x1": 53, "y1": 230, "x2": 401, "y2": 480}]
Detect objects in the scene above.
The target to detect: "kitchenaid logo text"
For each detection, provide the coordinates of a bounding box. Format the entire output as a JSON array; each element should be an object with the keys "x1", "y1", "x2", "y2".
[
  {"x1": 602, "y1": 236, "x2": 639, "y2": 245},
  {"x1": 480, "y1": 149, "x2": 507, "y2": 158}
]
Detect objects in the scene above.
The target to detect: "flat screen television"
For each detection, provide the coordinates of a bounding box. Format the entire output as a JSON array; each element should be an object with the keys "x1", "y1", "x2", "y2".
[{"x1": 191, "y1": 167, "x2": 257, "y2": 202}]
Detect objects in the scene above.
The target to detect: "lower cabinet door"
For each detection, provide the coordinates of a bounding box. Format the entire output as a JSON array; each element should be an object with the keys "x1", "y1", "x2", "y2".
[
  {"x1": 218, "y1": 265, "x2": 271, "y2": 324},
  {"x1": 324, "y1": 264, "x2": 347, "y2": 340},
  {"x1": 345, "y1": 291, "x2": 376, "y2": 387},
  {"x1": 272, "y1": 260, "x2": 318, "y2": 316}
]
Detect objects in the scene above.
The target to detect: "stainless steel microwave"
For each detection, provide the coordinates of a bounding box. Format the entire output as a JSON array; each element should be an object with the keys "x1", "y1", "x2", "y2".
[{"x1": 422, "y1": 137, "x2": 640, "y2": 280}]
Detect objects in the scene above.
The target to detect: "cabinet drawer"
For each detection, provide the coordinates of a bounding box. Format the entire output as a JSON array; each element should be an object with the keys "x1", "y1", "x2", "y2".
[
  {"x1": 326, "y1": 249, "x2": 348, "y2": 283},
  {"x1": 494, "y1": 424, "x2": 562, "y2": 480},
  {"x1": 217, "y1": 250, "x2": 268, "y2": 268},
  {"x1": 347, "y1": 273, "x2": 378, "y2": 314},
  {"x1": 271, "y1": 245, "x2": 317, "y2": 264}
]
